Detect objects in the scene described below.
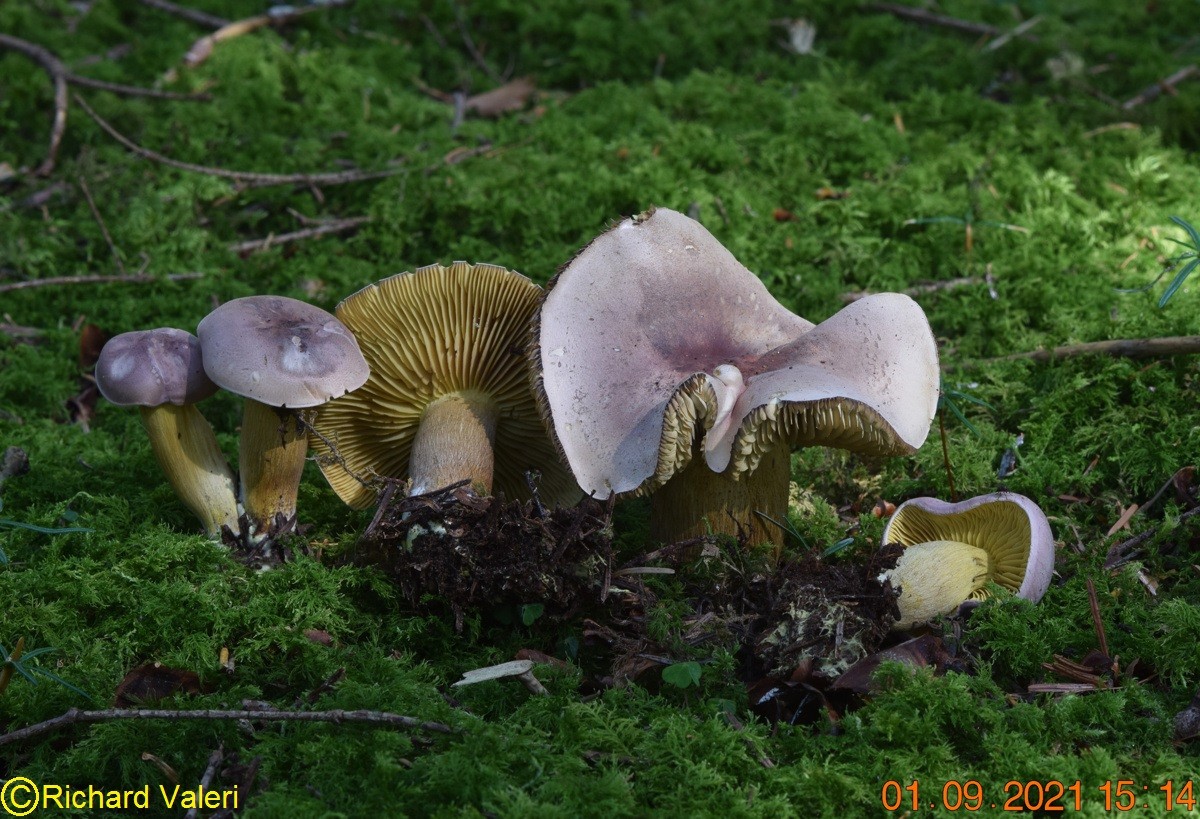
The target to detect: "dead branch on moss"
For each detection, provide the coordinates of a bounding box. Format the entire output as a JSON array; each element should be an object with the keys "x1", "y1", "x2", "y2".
[
  {"x1": 182, "y1": 746, "x2": 225, "y2": 819},
  {"x1": 956, "y1": 335, "x2": 1200, "y2": 368},
  {"x1": 0, "y1": 705, "x2": 458, "y2": 748},
  {"x1": 229, "y1": 216, "x2": 371, "y2": 254},
  {"x1": 867, "y1": 3, "x2": 1039, "y2": 43},
  {"x1": 67, "y1": 74, "x2": 211, "y2": 101},
  {"x1": 137, "y1": 0, "x2": 229, "y2": 29},
  {"x1": 0, "y1": 33, "x2": 212, "y2": 176},
  {"x1": 182, "y1": 1, "x2": 351, "y2": 68},
  {"x1": 1105, "y1": 504, "x2": 1200, "y2": 570},
  {"x1": 74, "y1": 93, "x2": 404, "y2": 188},
  {"x1": 0, "y1": 34, "x2": 69, "y2": 175},
  {"x1": 1122, "y1": 64, "x2": 1199, "y2": 110},
  {"x1": 78, "y1": 175, "x2": 126, "y2": 274},
  {"x1": 841, "y1": 276, "x2": 983, "y2": 303},
  {"x1": 0, "y1": 272, "x2": 202, "y2": 294}
]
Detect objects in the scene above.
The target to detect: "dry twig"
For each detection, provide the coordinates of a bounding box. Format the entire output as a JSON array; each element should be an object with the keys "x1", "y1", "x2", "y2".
[
  {"x1": 74, "y1": 93, "x2": 404, "y2": 188},
  {"x1": 0, "y1": 33, "x2": 210, "y2": 176},
  {"x1": 971, "y1": 335, "x2": 1200, "y2": 366},
  {"x1": 229, "y1": 216, "x2": 371, "y2": 254},
  {"x1": 0, "y1": 272, "x2": 202, "y2": 294},
  {"x1": 842, "y1": 276, "x2": 983, "y2": 303},
  {"x1": 868, "y1": 3, "x2": 1038, "y2": 42},
  {"x1": 0, "y1": 33, "x2": 69, "y2": 175},
  {"x1": 182, "y1": 746, "x2": 225, "y2": 819},
  {"x1": 77, "y1": 176, "x2": 126, "y2": 274},
  {"x1": 137, "y1": 0, "x2": 229, "y2": 29},
  {"x1": 0, "y1": 706, "x2": 458, "y2": 748},
  {"x1": 1122, "y1": 64, "x2": 1199, "y2": 110}
]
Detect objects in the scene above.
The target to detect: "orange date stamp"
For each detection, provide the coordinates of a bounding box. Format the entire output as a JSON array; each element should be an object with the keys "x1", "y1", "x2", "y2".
[{"x1": 881, "y1": 779, "x2": 1197, "y2": 812}]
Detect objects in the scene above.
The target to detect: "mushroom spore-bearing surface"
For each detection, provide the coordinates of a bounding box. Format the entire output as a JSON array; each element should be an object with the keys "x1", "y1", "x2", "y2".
[
  {"x1": 880, "y1": 492, "x2": 1055, "y2": 630},
  {"x1": 533, "y1": 207, "x2": 941, "y2": 547},
  {"x1": 311, "y1": 262, "x2": 579, "y2": 509}
]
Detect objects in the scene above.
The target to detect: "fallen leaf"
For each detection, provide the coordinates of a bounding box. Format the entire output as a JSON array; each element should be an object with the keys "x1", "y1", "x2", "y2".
[
  {"x1": 114, "y1": 663, "x2": 202, "y2": 706},
  {"x1": 831, "y1": 633, "x2": 950, "y2": 695},
  {"x1": 1105, "y1": 503, "x2": 1138, "y2": 537},
  {"x1": 465, "y1": 77, "x2": 536, "y2": 118}
]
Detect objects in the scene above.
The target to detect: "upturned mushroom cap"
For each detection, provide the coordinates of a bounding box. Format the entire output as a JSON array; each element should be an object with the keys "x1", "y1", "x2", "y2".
[
  {"x1": 533, "y1": 207, "x2": 940, "y2": 499},
  {"x1": 310, "y1": 262, "x2": 580, "y2": 508},
  {"x1": 197, "y1": 295, "x2": 369, "y2": 409},
  {"x1": 881, "y1": 492, "x2": 1056, "y2": 628},
  {"x1": 96, "y1": 328, "x2": 217, "y2": 407}
]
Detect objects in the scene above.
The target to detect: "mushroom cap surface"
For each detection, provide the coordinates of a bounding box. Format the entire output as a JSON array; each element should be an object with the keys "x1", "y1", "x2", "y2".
[
  {"x1": 310, "y1": 262, "x2": 580, "y2": 509},
  {"x1": 533, "y1": 207, "x2": 940, "y2": 499},
  {"x1": 882, "y1": 492, "x2": 1055, "y2": 604},
  {"x1": 96, "y1": 328, "x2": 217, "y2": 407},
  {"x1": 197, "y1": 295, "x2": 369, "y2": 409}
]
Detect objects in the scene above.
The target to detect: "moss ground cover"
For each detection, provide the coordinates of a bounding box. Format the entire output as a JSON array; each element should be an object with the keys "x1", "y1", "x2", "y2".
[{"x1": 2, "y1": 1, "x2": 1199, "y2": 815}]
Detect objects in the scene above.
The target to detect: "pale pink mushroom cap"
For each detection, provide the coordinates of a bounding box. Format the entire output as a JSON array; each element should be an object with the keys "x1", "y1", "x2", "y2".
[
  {"x1": 534, "y1": 207, "x2": 940, "y2": 498},
  {"x1": 197, "y1": 295, "x2": 369, "y2": 409},
  {"x1": 96, "y1": 328, "x2": 217, "y2": 407}
]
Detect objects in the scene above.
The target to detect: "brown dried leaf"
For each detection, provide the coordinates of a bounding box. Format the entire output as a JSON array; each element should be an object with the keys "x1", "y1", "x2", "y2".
[
  {"x1": 114, "y1": 663, "x2": 202, "y2": 706},
  {"x1": 465, "y1": 77, "x2": 536, "y2": 118},
  {"x1": 78, "y1": 323, "x2": 107, "y2": 369},
  {"x1": 831, "y1": 633, "x2": 950, "y2": 695}
]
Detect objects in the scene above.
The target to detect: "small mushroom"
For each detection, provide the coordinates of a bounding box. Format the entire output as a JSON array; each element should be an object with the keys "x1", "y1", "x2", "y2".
[
  {"x1": 197, "y1": 295, "x2": 369, "y2": 539},
  {"x1": 94, "y1": 328, "x2": 239, "y2": 537},
  {"x1": 880, "y1": 492, "x2": 1055, "y2": 630},
  {"x1": 310, "y1": 262, "x2": 579, "y2": 508},
  {"x1": 533, "y1": 207, "x2": 940, "y2": 547}
]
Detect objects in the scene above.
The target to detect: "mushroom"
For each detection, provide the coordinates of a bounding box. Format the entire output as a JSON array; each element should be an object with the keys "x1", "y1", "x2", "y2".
[
  {"x1": 94, "y1": 328, "x2": 239, "y2": 537},
  {"x1": 310, "y1": 262, "x2": 579, "y2": 508},
  {"x1": 880, "y1": 492, "x2": 1055, "y2": 630},
  {"x1": 197, "y1": 295, "x2": 369, "y2": 539},
  {"x1": 533, "y1": 207, "x2": 940, "y2": 547}
]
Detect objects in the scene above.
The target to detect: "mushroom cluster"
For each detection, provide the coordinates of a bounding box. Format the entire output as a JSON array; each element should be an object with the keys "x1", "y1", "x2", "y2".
[
  {"x1": 532, "y1": 207, "x2": 941, "y2": 548},
  {"x1": 95, "y1": 295, "x2": 369, "y2": 545}
]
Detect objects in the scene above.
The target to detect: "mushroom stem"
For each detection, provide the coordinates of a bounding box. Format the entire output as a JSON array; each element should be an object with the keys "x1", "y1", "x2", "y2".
[
  {"x1": 139, "y1": 404, "x2": 240, "y2": 537},
  {"x1": 239, "y1": 399, "x2": 309, "y2": 538},
  {"x1": 649, "y1": 446, "x2": 790, "y2": 549},
  {"x1": 883, "y1": 539, "x2": 991, "y2": 629},
  {"x1": 408, "y1": 391, "x2": 498, "y2": 496}
]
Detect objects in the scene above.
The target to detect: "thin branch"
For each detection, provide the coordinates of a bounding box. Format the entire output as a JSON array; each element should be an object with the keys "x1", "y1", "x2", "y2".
[
  {"x1": 981, "y1": 335, "x2": 1200, "y2": 364},
  {"x1": 78, "y1": 176, "x2": 126, "y2": 274},
  {"x1": 0, "y1": 34, "x2": 70, "y2": 176},
  {"x1": 67, "y1": 74, "x2": 211, "y2": 101},
  {"x1": 137, "y1": 0, "x2": 229, "y2": 29},
  {"x1": 842, "y1": 276, "x2": 982, "y2": 303},
  {"x1": 1105, "y1": 505, "x2": 1200, "y2": 570},
  {"x1": 0, "y1": 705, "x2": 458, "y2": 748},
  {"x1": 1122, "y1": 64, "x2": 1199, "y2": 110},
  {"x1": 1085, "y1": 578, "x2": 1109, "y2": 658},
  {"x1": 74, "y1": 93, "x2": 405, "y2": 188},
  {"x1": 0, "y1": 272, "x2": 202, "y2": 294},
  {"x1": 868, "y1": 3, "x2": 1038, "y2": 42},
  {"x1": 183, "y1": 745, "x2": 224, "y2": 819},
  {"x1": 229, "y1": 217, "x2": 371, "y2": 254},
  {"x1": 453, "y1": 3, "x2": 505, "y2": 85}
]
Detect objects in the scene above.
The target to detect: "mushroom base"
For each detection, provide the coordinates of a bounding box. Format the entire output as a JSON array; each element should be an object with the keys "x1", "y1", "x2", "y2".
[
  {"x1": 239, "y1": 400, "x2": 310, "y2": 539},
  {"x1": 408, "y1": 391, "x2": 498, "y2": 496},
  {"x1": 139, "y1": 403, "x2": 239, "y2": 538},
  {"x1": 649, "y1": 447, "x2": 790, "y2": 549}
]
